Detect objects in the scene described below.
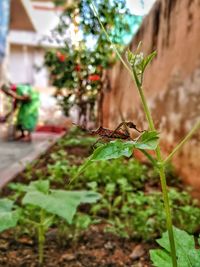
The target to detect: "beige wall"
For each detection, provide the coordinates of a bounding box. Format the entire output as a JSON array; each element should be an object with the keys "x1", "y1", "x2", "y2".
[{"x1": 102, "y1": 0, "x2": 200, "y2": 196}]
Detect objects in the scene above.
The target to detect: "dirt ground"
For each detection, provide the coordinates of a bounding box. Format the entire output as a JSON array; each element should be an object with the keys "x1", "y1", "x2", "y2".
[{"x1": 0, "y1": 224, "x2": 153, "y2": 267}]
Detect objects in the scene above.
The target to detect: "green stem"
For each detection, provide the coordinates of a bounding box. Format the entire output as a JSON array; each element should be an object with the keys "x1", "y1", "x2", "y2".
[
  {"x1": 133, "y1": 85, "x2": 177, "y2": 267},
  {"x1": 158, "y1": 166, "x2": 177, "y2": 267},
  {"x1": 164, "y1": 120, "x2": 200, "y2": 164},
  {"x1": 90, "y1": 2, "x2": 132, "y2": 76},
  {"x1": 139, "y1": 149, "x2": 157, "y2": 166},
  {"x1": 38, "y1": 210, "x2": 45, "y2": 266},
  {"x1": 134, "y1": 85, "x2": 178, "y2": 267}
]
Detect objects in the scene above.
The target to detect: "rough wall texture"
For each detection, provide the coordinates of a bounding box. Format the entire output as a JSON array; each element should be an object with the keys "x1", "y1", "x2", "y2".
[{"x1": 102, "y1": 0, "x2": 200, "y2": 196}]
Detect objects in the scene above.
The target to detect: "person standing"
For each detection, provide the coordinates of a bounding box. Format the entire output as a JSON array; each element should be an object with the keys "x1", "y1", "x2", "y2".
[{"x1": 0, "y1": 83, "x2": 40, "y2": 142}]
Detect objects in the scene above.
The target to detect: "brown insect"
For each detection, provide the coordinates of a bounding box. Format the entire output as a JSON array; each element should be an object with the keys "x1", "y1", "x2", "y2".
[{"x1": 74, "y1": 121, "x2": 144, "y2": 145}]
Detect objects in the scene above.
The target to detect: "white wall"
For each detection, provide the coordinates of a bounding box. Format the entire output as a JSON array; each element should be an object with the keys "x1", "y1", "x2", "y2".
[{"x1": 8, "y1": 44, "x2": 49, "y2": 87}]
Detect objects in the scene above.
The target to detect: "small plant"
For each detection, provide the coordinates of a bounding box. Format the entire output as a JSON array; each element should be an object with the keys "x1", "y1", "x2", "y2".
[
  {"x1": 56, "y1": 213, "x2": 93, "y2": 246},
  {"x1": 71, "y1": 3, "x2": 200, "y2": 267},
  {"x1": 47, "y1": 159, "x2": 70, "y2": 183},
  {"x1": 7, "y1": 180, "x2": 101, "y2": 266}
]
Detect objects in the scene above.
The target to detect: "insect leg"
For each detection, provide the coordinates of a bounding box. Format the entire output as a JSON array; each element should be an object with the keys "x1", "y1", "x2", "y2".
[
  {"x1": 91, "y1": 137, "x2": 104, "y2": 149},
  {"x1": 108, "y1": 122, "x2": 130, "y2": 138}
]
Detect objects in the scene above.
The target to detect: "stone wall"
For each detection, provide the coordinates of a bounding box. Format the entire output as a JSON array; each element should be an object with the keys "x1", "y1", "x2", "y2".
[{"x1": 102, "y1": 0, "x2": 200, "y2": 196}]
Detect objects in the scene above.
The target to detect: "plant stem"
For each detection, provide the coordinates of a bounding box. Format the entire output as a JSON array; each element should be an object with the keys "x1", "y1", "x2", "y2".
[
  {"x1": 164, "y1": 120, "x2": 200, "y2": 164},
  {"x1": 139, "y1": 149, "x2": 157, "y2": 166},
  {"x1": 135, "y1": 84, "x2": 177, "y2": 267},
  {"x1": 91, "y1": 3, "x2": 177, "y2": 266},
  {"x1": 90, "y1": 2, "x2": 132, "y2": 76},
  {"x1": 38, "y1": 210, "x2": 45, "y2": 266}
]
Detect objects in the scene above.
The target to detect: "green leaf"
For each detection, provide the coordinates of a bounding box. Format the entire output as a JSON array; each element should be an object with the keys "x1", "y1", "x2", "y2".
[
  {"x1": 22, "y1": 190, "x2": 101, "y2": 224},
  {"x1": 126, "y1": 49, "x2": 135, "y2": 66},
  {"x1": 90, "y1": 140, "x2": 134, "y2": 161},
  {"x1": 74, "y1": 214, "x2": 92, "y2": 229},
  {"x1": 9, "y1": 180, "x2": 50, "y2": 194},
  {"x1": 142, "y1": 51, "x2": 157, "y2": 71},
  {"x1": 150, "y1": 249, "x2": 172, "y2": 267},
  {"x1": 27, "y1": 180, "x2": 50, "y2": 194},
  {"x1": 8, "y1": 183, "x2": 28, "y2": 193},
  {"x1": 113, "y1": 195, "x2": 122, "y2": 207},
  {"x1": 0, "y1": 198, "x2": 13, "y2": 212},
  {"x1": 77, "y1": 140, "x2": 134, "y2": 176},
  {"x1": 0, "y1": 199, "x2": 19, "y2": 232},
  {"x1": 150, "y1": 227, "x2": 200, "y2": 267},
  {"x1": 135, "y1": 131, "x2": 159, "y2": 150}
]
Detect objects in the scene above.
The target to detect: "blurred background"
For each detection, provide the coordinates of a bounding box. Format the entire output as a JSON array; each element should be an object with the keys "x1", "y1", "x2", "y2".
[{"x1": 0, "y1": 0, "x2": 154, "y2": 126}]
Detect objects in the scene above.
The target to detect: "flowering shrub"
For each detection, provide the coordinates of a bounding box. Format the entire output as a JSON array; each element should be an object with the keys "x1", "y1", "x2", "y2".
[
  {"x1": 44, "y1": 0, "x2": 141, "y2": 125},
  {"x1": 56, "y1": 51, "x2": 66, "y2": 62}
]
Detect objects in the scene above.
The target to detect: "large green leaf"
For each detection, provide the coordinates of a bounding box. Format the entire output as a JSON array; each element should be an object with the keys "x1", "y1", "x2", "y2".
[
  {"x1": 90, "y1": 140, "x2": 134, "y2": 161},
  {"x1": 135, "y1": 131, "x2": 159, "y2": 150},
  {"x1": 8, "y1": 180, "x2": 50, "y2": 194},
  {"x1": 0, "y1": 199, "x2": 19, "y2": 232},
  {"x1": 76, "y1": 140, "x2": 134, "y2": 175},
  {"x1": 22, "y1": 190, "x2": 101, "y2": 224},
  {"x1": 150, "y1": 227, "x2": 200, "y2": 267}
]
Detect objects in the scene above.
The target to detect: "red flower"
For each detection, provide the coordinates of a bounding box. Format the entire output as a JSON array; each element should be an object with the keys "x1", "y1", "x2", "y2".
[
  {"x1": 75, "y1": 64, "x2": 81, "y2": 71},
  {"x1": 56, "y1": 51, "x2": 66, "y2": 62},
  {"x1": 88, "y1": 74, "x2": 101, "y2": 81}
]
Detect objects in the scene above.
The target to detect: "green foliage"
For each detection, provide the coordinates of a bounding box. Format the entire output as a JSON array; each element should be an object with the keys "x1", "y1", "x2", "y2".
[
  {"x1": 70, "y1": 156, "x2": 200, "y2": 241},
  {"x1": 47, "y1": 159, "x2": 71, "y2": 182},
  {"x1": 150, "y1": 227, "x2": 200, "y2": 267},
  {"x1": 103, "y1": 190, "x2": 200, "y2": 241},
  {"x1": 82, "y1": 158, "x2": 147, "y2": 190},
  {"x1": 0, "y1": 199, "x2": 19, "y2": 232},
  {"x1": 45, "y1": 46, "x2": 105, "y2": 118}
]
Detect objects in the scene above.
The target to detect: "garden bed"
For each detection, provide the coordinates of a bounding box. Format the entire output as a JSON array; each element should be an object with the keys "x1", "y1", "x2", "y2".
[
  {"x1": 0, "y1": 128, "x2": 199, "y2": 267},
  {"x1": 0, "y1": 225, "x2": 152, "y2": 267}
]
